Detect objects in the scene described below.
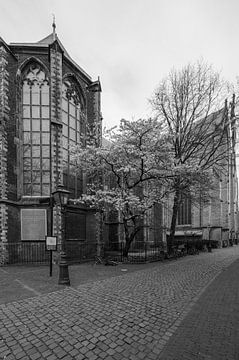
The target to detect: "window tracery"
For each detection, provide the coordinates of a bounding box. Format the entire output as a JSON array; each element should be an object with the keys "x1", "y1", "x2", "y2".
[{"x1": 21, "y1": 61, "x2": 50, "y2": 197}]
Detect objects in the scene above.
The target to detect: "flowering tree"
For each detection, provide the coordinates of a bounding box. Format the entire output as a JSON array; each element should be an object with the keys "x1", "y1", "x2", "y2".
[
  {"x1": 72, "y1": 118, "x2": 171, "y2": 256},
  {"x1": 151, "y1": 60, "x2": 230, "y2": 249}
]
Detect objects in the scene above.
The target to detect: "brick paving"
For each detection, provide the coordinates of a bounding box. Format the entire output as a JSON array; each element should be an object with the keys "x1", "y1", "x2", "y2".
[{"x1": 0, "y1": 247, "x2": 239, "y2": 359}]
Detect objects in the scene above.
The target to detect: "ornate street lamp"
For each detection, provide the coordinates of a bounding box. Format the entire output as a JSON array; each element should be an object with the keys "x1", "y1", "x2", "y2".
[{"x1": 52, "y1": 185, "x2": 71, "y2": 285}]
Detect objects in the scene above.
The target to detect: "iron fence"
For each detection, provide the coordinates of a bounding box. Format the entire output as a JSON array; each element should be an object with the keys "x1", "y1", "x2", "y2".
[
  {"x1": 104, "y1": 241, "x2": 166, "y2": 263},
  {"x1": 2, "y1": 242, "x2": 50, "y2": 265},
  {"x1": 104, "y1": 238, "x2": 221, "y2": 263},
  {"x1": 1, "y1": 241, "x2": 98, "y2": 265},
  {"x1": 0, "y1": 238, "x2": 221, "y2": 266}
]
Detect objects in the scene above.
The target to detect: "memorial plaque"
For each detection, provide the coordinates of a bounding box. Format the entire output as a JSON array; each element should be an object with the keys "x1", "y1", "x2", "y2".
[{"x1": 21, "y1": 209, "x2": 47, "y2": 241}]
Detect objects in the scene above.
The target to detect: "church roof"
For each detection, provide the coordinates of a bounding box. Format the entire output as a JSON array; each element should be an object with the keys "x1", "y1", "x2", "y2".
[
  {"x1": 10, "y1": 32, "x2": 91, "y2": 80},
  {"x1": 0, "y1": 36, "x2": 17, "y2": 58},
  {"x1": 37, "y1": 33, "x2": 71, "y2": 58}
]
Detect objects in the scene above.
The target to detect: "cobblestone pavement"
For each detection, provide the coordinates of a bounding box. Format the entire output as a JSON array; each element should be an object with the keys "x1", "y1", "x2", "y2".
[
  {"x1": 0, "y1": 261, "x2": 163, "y2": 305},
  {"x1": 159, "y1": 253, "x2": 239, "y2": 360},
  {"x1": 0, "y1": 247, "x2": 239, "y2": 360}
]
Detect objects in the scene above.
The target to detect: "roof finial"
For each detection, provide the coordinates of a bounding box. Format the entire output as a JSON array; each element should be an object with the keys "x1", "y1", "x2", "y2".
[{"x1": 52, "y1": 14, "x2": 56, "y2": 41}]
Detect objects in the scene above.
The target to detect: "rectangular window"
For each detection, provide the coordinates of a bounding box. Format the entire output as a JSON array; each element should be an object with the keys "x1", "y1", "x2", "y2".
[
  {"x1": 32, "y1": 86, "x2": 40, "y2": 104},
  {"x1": 32, "y1": 106, "x2": 40, "y2": 118},
  {"x1": 42, "y1": 159, "x2": 50, "y2": 170},
  {"x1": 42, "y1": 133, "x2": 50, "y2": 145},
  {"x1": 32, "y1": 159, "x2": 41, "y2": 170},
  {"x1": 32, "y1": 184, "x2": 41, "y2": 196},
  {"x1": 69, "y1": 128, "x2": 76, "y2": 141},
  {"x1": 24, "y1": 132, "x2": 31, "y2": 143},
  {"x1": 23, "y1": 158, "x2": 31, "y2": 170},
  {"x1": 42, "y1": 185, "x2": 50, "y2": 196},
  {"x1": 41, "y1": 93, "x2": 49, "y2": 105},
  {"x1": 23, "y1": 106, "x2": 30, "y2": 118},
  {"x1": 41, "y1": 107, "x2": 49, "y2": 118},
  {"x1": 23, "y1": 184, "x2": 32, "y2": 196},
  {"x1": 23, "y1": 119, "x2": 31, "y2": 131},
  {"x1": 70, "y1": 116, "x2": 75, "y2": 128},
  {"x1": 32, "y1": 146, "x2": 40, "y2": 157},
  {"x1": 41, "y1": 120, "x2": 49, "y2": 131},
  {"x1": 23, "y1": 91, "x2": 30, "y2": 105},
  {"x1": 42, "y1": 171, "x2": 50, "y2": 183},
  {"x1": 23, "y1": 145, "x2": 31, "y2": 157},
  {"x1": 32, "y1": 133, "x2": 41, "y2": 144},
  {"x1": 32, "y1": 119, "x2": 40, "y2": 131},
  {"x1": 42, "y1": 146, "x2": 50, "y2": 158},
  {"x1": 31, "y1": 170, "x2": 40, "y2": 182}
]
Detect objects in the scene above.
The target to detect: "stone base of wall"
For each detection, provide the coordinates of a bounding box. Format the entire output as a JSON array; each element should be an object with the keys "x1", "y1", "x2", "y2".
[{"x1": 0, "y1": 242, "x2": 8, "y2": 265}]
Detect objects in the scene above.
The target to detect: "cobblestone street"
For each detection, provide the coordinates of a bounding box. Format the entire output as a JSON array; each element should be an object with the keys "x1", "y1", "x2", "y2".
[{"x1": 1, "y1": 246, "x2": 239, "y2": 360}]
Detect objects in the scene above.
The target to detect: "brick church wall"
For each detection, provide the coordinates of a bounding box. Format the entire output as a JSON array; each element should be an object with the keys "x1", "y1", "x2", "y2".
[{"x1": 0, "y1": 46, "x2": 9, "y2": 263}]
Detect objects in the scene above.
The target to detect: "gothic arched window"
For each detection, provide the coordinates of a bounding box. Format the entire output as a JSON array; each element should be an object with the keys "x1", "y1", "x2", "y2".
[
  {"x1": 62, "y1": 77, "x2": 85, "y2": 197},
  {"x1": 22, "y1": 62, "x2": 50, "y2": 196}
]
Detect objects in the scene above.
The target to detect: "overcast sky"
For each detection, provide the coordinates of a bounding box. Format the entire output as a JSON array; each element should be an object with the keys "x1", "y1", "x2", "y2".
[{"x1": 1, "y1": 0, "x2": 239, "y2": 128}]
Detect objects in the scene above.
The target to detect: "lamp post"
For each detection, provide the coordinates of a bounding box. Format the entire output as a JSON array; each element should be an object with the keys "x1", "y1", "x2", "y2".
[{"x1": 52, "y1": 185, "x2": 71, "y2": 285}]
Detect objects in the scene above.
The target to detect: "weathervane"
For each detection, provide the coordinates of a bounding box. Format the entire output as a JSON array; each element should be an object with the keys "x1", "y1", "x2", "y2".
[{"x1": 52, "y1": 14, "x2": 56, "y2": 41}]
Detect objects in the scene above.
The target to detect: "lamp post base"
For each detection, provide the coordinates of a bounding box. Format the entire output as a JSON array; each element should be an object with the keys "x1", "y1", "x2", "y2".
[{"x1": 58, "y1": 251, "x2": 70, "y2": 285}]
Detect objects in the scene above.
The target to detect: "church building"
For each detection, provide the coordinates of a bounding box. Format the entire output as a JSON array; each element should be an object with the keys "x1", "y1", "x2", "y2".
[{"x1": 0, "y1": 24, "x2": 102, "y2": 264}]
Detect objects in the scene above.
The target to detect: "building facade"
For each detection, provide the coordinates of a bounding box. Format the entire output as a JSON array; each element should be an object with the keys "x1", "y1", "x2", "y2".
[
  {"x1": 0, "y1": 28, "x2": 102, "y2": 264},
  {"x1": 164, "y1": 101, "x2": 239, "y2": 248}
]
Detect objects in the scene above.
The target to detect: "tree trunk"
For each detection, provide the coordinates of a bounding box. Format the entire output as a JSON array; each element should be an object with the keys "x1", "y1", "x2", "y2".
[
  {"x1": 168, "y1": 187, "x2": 180, "y2": 252},
  {"x1": 122, "y1": 219, "x2": 140, "y2": 257},
  {"x1": 123, "y1": 238, "x2": 132, "y2": 257},
  {"x1": 122, "y1": 218, "x2": 130, "y2": 257}
]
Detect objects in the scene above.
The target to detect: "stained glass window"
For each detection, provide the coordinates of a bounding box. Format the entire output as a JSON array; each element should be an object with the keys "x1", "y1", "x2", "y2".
[{"x1": 22, "y1": 62, "x2": 50, "y2": 196}]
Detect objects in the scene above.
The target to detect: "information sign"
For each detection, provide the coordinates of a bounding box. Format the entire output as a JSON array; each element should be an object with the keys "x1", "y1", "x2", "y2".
[{"x1": 46, "y1": 236, "x2": 57, "y2": 251}]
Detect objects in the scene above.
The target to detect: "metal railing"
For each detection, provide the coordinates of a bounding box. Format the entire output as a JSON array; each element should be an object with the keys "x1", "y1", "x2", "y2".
[
  {"x1": 104, "y1": 241, "x2": 166, "y2": 263},
  {"x1": 1, "y1": 242, "x2": 50, "y2": 265},
  {"x1": 0, "y1": 238, "x2": 222, "y2": 266},
  {"x1": 104, "y1": 238, "x2": 222, "y2": 263},
  {"x1": 0, "y1": 241, "x2": 98, "y2": 265}
]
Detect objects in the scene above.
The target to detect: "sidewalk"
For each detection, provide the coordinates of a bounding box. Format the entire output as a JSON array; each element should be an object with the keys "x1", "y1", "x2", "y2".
[
  {"x1": 159, "y1": 256, "x2": 239, "y2": 360},
  {"x1": 0, "y1": 260, "x2": 161, "y2": 304}
]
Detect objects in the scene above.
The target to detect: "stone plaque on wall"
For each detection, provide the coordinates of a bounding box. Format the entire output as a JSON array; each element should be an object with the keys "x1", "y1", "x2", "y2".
[{"x1": 21, "y1": 209, "x2": 47, "y2": 241}]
